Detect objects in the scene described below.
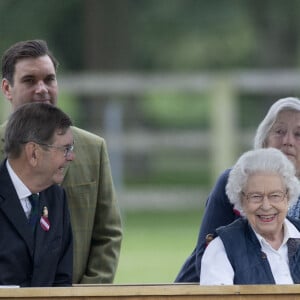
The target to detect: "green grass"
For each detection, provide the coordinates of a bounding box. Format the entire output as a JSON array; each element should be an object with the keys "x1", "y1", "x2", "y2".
[{"x1": 114, "y1": 209, "x2": 203, "y2": 284}]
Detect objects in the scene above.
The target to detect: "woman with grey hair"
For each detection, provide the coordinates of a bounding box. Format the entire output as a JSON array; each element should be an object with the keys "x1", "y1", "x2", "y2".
[
  {"x1": 176, "y1": 96, "x2": 300, "y2": 283},
  {"x1": 254, "y1": 97, "x2": 300, "y2": 218},
  {"x1": 200, "y1": 148, "x2": 300, "y2": 285}
]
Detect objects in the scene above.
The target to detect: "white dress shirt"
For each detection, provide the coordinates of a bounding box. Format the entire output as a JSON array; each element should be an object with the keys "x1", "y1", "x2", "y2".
[
  {"x1": 6, "y1": 160, "x2": 33, "y2": 218},
  {"x1": 200, "y1": 219, "x2": 300, "y2": 285}
]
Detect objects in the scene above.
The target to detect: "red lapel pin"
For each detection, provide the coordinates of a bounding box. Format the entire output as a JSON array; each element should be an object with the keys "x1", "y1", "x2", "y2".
[{"x1": 40, "y1": 206, "x2": 50, "y2": 231}]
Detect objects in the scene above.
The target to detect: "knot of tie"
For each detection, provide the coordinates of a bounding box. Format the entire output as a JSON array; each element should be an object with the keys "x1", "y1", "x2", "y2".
[{"x1": 28, "y1": 193, "x2": 39, "y2": 228}]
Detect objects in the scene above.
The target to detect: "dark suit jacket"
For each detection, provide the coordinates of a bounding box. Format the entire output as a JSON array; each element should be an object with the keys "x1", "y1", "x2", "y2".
[
  {"x1": 0, "y1": 160, "x2": 73, "y2": 287},
  {"x1": 0, "y1": 123, "x2": 122, "y2": 284}
]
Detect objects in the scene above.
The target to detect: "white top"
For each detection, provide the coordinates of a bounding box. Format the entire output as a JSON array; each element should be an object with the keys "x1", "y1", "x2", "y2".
[
  {"x1": 6, "y1": 160, "x2": 33, "y2": 218},
  {"x1": 200, "y1": 219, "x2": 300, "y2": 285}
]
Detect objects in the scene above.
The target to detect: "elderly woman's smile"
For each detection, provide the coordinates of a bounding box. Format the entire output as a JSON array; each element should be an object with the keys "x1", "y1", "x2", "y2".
[
  {"x1": 242, "y1": 172, "x2": 288, "y2": 247},
  {"x1": 256, "y1": 214, "x2": 278, "y2": 222}
]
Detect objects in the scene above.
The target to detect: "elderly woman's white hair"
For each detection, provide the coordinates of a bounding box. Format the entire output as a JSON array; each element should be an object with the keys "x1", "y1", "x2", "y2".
[
  {"x1": 254, "y1": 97, "x2": 300, "y2": 149},
  {"x1": 226, "y1": 148, "x2": 300, "y2": 216}
]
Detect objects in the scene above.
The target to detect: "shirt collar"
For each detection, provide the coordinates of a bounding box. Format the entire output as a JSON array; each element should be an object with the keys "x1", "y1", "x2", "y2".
[
  {"x1": 284, "y1": 218, "x2": 300, "y2": 239},
  {"x1": 6, "y1": 160, "x2": 31, "y2": 200},
  {"x1": 254, "y1": 218, "x2": 300, "y2": 247}
]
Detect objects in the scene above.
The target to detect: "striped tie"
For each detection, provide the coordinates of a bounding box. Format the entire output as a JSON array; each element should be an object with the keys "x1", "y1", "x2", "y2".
[{"x1": 28, "y1": 194, "x2": 39, "y2": 229}]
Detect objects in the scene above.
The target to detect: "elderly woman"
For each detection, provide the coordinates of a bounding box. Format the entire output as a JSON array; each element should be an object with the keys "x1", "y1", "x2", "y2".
[
  {"x1": 176, "y1": 96, "x2": 300, "y2": 283},
  {"x1": 200, "y1": 148, "x2": 300, "y2": 285}
]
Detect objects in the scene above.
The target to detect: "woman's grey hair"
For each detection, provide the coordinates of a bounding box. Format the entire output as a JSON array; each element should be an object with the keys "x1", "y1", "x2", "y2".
[
  {"x1": 226, "y1": 148, "x2": 300, "y2": 216},
  {"x1": 254, "y1": 97, "x2": 300, "y2": 149}
]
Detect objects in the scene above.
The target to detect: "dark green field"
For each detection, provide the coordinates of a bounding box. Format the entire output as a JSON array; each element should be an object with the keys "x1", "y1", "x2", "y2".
[{"x1": 114, "y1": 210, "x2": 203, "y2": 284}]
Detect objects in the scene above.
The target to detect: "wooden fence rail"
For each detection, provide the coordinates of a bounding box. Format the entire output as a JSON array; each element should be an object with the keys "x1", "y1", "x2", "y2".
[{"x1": 1, "y1": 284, "x2": 300, "y2": 300}]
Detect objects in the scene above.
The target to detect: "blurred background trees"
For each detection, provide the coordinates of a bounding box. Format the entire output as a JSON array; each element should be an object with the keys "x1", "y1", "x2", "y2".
[
  {"x1": 1, "y1": 0, "x2": 299, "y2": 132},
  {"x1": 2, "y1": 0, "x2": 300, "y2": 70}
]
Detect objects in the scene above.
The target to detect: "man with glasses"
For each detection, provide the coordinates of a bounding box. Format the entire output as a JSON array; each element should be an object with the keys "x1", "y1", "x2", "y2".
[
  {"x1": 0, "y1": 102, "x2": 74, "y2": 286},
  {"x1": 0, "y1": 40, "x2": 122, "y2": 284},
  {"x1": 35, "y1": 142, "x2": 75, "y2": 158}
]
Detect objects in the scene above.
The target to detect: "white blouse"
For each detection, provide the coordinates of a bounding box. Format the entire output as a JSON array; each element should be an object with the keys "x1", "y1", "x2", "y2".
[{"x1": 200, "y1": 219, "x2": 300, "y2": 285}]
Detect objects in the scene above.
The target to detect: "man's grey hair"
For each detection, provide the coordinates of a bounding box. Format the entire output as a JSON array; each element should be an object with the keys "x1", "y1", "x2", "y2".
[{"x1": 5, "y1": 102, "x2": 72, "y2": 159}]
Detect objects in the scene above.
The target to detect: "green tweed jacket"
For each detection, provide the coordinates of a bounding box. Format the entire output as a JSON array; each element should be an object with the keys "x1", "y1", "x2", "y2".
[{"x1": 0, "y1": 123, "x2": 123, "y2": 284}]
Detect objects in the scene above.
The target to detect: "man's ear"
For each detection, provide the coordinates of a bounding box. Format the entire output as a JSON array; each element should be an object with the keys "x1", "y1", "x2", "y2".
[
  {"x1": 24, "y1": 142, "x2": 39, "y2": 167},
  {"x1": 1, "y1": 78, "x2": 13, "y2": 102}
]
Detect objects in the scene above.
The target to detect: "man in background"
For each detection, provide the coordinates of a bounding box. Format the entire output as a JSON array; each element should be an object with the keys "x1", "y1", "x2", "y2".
[{"x1": 0, "y1": 39, "x2": 122, "y2": 284}]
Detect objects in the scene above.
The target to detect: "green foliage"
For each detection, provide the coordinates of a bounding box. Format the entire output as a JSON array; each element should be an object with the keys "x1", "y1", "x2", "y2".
[
  {"x1": 238, "y1": 95, "x2": 275, "y2": 128},
  {"x1": 126, "y1": 169, "x2": 210, "y2": 187},
  {"x1": 125, "y1": 151, "x2": 212, "y2": 187},
  {"x1": 131, "y1": 0, "x2": 255, "y2": 70},
  {"x1": 0, "y1": 0, "x2": 83, "y2": 71},
  {"x1": 114, "y1": 209, "x2": 203, "y2": 283},
  {"x1": 141, "y1": 92, "x2": 210, "y2": 128},
  {"x1": 57, "y1": 92, "x2": 81, "y2": 125},
  {"x1": 2, "y1": 0, "x2": 300, "y2": 72}
]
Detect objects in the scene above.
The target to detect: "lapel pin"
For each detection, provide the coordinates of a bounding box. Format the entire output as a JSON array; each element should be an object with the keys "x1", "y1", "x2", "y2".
[{"x1": 40, "y1": 206, "x2": 50, "y2": 231}]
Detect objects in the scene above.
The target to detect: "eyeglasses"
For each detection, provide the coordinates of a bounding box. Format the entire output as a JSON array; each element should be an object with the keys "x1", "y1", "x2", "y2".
[
  {"x1": 37, "y1": 142, "x2": 74, "y2": 157},
  {"x1": 242, "y1": 191, "x2": 287, "y2": 204}
]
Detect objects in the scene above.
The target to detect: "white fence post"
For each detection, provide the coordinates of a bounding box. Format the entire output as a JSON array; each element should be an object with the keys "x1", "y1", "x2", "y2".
[{"x1": 210, "y1": 77, "x2": 238, "y2": 181}]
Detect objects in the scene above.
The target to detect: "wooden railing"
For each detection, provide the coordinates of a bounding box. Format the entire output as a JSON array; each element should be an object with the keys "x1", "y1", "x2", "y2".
[{"x1": 1, "y1": 284, "x2": 300, "y2": 299}]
